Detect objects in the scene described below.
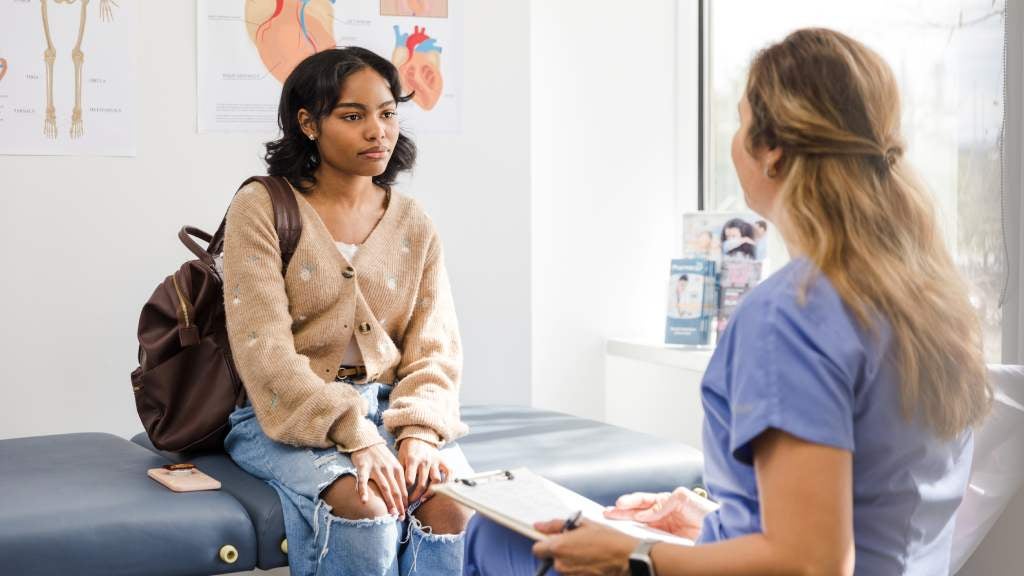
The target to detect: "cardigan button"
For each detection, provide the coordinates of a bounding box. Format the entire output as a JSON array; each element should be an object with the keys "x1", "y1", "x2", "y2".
[
  {"x1": 358, "y1": 322, "x2": 371, "y2": 334},
  {"x1": 342, "y1": 267, "x2": 355, "y2": 279}
]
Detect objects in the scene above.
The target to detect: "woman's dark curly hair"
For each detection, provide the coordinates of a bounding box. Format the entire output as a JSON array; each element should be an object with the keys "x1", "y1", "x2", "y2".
[{"x1": 264, "y1": 47, "x2": 416, "y2": 192}]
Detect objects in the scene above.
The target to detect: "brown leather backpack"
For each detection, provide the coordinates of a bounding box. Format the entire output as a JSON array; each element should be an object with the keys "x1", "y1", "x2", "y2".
[{"x1": 131, "y1": 176, "x2": 301, "y2": 453}]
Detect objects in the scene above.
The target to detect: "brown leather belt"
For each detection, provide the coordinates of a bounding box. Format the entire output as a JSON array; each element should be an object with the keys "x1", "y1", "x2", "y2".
[{"x1": 336, "y1": 365, "x2": 367, "y2": 380}]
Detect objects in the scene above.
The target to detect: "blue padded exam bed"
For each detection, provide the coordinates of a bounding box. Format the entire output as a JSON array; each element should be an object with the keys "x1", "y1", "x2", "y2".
[{"x1": 0, "y1": 404, "x2": 704, "y2": 576}]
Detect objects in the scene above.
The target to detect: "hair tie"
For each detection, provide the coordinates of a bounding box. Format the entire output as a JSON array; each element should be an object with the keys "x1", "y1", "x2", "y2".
[
  {"x1": 880, "y1": 146, "x2": 897, "y2": 167},
  {"x1": 883, "y1": 147, "x2": 900, "y2": 168}
]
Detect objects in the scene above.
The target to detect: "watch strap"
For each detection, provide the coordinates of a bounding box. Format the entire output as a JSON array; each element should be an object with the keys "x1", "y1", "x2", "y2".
[{"x1": 629, "y1": 539, "x2": 658, "y2": 576}]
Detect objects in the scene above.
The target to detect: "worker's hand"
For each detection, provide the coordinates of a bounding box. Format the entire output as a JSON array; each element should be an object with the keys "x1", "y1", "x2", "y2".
[
  {"x1": 533, "y1": 518, "x2": 635, "y2": 576},
  {"x1": 604, "y1": 487, "x2": 719, "y2": 541}
]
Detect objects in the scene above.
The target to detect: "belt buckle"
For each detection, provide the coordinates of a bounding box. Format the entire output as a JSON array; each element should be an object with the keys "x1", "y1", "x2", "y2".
[{"x1": 336, "y1": 365, "x2": 367, "y2": 381}]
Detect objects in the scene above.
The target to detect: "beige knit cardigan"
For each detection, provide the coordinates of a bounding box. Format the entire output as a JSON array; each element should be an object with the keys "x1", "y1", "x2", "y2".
[{"x1": 222, "y1": 181, "x2": 467, "y2": 453}]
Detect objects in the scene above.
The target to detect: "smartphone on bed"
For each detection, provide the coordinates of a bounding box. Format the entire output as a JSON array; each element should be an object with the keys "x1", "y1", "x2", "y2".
[{"x1": 147, "y1": 463, "x2": 221, "y2": 492}]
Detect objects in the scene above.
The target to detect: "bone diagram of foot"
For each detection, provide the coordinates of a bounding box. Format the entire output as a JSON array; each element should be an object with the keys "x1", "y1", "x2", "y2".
[
  {"x1": 70, "y1": 0, "x2": 88, "y2": 139},
  {"x1": 41, "y1": 0, "x2": 57, "y2": 139},
  {"x1": 39, "y1": 0, "x2": 116, "y2": 140}
]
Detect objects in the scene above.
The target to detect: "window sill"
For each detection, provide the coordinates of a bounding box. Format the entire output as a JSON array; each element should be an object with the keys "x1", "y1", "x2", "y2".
[{"x1": 605, "y1": 338, "x2": 714, "y2": 373}]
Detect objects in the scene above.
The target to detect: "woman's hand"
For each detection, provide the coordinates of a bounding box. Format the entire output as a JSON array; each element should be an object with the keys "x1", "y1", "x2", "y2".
[
  {"x1": 350, "y1": 444, "x2": 408, "y2": 518},
  {"x1": 397, "y1": 437, "x2": 449, "y2": 503},
  {"x1": 604, "y1": 487, "x2": 718, "y2": 541},
  {"x1": 532, "y1": 518, "x2": 636, "y2": 576}
]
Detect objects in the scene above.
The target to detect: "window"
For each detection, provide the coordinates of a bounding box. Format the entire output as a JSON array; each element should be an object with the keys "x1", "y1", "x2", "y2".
[{"x1": 702, "y1": 0, "x2": 1008, "y2": 362}]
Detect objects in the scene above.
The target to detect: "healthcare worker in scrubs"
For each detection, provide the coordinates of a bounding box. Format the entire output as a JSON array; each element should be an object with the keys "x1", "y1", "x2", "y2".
[{"x1": 464, "y1": 27, "x2": 992, "y2": 576}]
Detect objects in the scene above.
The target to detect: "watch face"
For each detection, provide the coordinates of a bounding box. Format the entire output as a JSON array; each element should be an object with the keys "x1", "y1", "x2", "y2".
[{"x1": 629, "y1": 558, "x2": 654, "y2": 576}]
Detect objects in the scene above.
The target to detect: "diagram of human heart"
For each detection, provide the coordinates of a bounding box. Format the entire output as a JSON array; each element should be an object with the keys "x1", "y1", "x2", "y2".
[
  {"x1": 391, "y1": 24, "x2": 444, "y2": 111},
  {"x1": 245, "y1": 0, "x2": 337, "y2": 84}
]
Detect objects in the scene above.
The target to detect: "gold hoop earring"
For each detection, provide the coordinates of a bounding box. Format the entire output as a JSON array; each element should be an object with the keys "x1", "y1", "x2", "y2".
[{"x1": 764, "y1": 166, "x2": 777, "y2": 178}]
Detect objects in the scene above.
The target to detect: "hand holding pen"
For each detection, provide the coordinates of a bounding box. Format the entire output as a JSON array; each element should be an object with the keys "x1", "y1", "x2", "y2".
[
  {"x1": 533, "y1": 511, "x2": 645, "y2": 576},
  {"x1": 533, "y1": 510, "x2": 583, "y2": 576}
]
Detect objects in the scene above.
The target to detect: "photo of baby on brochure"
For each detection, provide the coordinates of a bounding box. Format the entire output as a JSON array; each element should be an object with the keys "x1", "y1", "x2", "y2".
[{"x1": 682, "y1": 212, "x2": 769, "y2": 262}]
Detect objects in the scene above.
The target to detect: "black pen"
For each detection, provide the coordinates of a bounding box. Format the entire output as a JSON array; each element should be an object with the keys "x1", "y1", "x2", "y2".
[{"x1": 535, "y1": 510, "x2": 583, "y2": 576}]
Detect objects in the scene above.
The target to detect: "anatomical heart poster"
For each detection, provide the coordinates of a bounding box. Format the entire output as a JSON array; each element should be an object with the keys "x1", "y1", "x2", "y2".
[
  {"x1": 198, "y1": 0, "x2": 463, "y2": 134},
  {"x1": 0, "y1": 0, "x2": 137, "y2": 156}
]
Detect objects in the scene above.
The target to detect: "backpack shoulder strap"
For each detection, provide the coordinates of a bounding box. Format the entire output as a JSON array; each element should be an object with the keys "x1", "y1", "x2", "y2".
[
  {"x1": 206, "y1": 176, "x2": 303, "y2": 274},
  {"x1": 247, "y1": 176, "x2": 302, "y2": 273}
]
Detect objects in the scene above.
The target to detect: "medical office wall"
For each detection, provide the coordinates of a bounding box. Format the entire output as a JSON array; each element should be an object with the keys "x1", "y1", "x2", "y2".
[{"x1": 0, "y1": 0, "x2": 532, "y2": 440}]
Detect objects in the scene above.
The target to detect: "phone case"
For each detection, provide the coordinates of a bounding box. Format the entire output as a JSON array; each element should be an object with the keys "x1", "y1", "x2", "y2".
[{"x1": 147, "y1": 466, "x2": 222, "y2": 492}]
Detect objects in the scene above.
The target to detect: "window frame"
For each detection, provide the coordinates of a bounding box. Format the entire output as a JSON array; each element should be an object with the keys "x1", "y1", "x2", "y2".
[{"x1": 1004, "y1": 0, "x2": 1023, "y2": 364}]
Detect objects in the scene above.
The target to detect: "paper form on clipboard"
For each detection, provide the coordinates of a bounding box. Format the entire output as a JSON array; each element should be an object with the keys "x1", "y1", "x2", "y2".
[{"x1": 433, "y1": 467, "x2": 694, "y2": 545}]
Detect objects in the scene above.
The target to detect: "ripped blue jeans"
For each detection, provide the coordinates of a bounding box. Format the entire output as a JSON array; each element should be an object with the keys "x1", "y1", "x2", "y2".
[{"x1": 224, "y1": 381, "x2": 469, "y2": 576}]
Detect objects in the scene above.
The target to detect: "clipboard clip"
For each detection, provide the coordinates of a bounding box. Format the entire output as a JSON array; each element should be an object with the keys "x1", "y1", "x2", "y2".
[{"x1": 457, "y1": 469, "x2": 516, "y2": 487}]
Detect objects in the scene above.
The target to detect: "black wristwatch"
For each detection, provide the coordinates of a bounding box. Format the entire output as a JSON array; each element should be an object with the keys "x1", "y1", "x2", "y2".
[{"x1": 628, "y1": 539, "x2": 657, "y2": 576}]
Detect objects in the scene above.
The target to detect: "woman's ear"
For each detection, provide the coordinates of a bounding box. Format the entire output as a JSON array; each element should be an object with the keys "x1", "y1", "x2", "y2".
[
  {"x1": 763, "y1": 146, "x2": 784, "y2": 178},
  {"x1": 297, "y1": 109, "x2": 316, "y2": 139}
]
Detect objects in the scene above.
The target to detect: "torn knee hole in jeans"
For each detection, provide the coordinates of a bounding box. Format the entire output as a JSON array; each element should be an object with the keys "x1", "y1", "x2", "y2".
[
  {"x1": 330, "y1": 513, "x2": 399, "y2": 526},
  {"x1": 314, "y1": 498, "x2": 398, "y2": 562},
  {"x1": 407, "y1": 514, "x2": 465, "y2": 543},
  {"x1": 400, "y1": 515, "x2": 465, "y2": 574},
  {"x1": 315, "y1": 497, "x2": 396, "y2": 527}
]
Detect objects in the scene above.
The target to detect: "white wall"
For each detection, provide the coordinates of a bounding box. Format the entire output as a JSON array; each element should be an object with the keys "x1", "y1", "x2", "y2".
[
  {"x1": 0, "y1": 0, "x2": 531, "y2": 441},
  {"x1": 605, "y1": 354, "x2": 705, "y2": 448},
  {"x1": 530, "y1": 0, "x2": 693, "y2": 420}
]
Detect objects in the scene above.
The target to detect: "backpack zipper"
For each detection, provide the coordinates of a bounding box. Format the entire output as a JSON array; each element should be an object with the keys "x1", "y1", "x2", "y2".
[{"x1": 171, "y1": 274, "x2": 191, "y2": 328}]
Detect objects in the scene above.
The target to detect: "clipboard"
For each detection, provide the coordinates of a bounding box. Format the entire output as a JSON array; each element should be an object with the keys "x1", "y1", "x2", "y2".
[{"x1": 433, "y1": 467, "x2": 693, "y2": 545}]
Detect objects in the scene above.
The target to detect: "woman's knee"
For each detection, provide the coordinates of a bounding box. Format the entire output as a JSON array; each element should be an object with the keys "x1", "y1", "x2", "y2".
[
  {"x1": 320, "y1": 475, "x2": 391, "y2": 520},
  {"x1": 413, "y1": 494, "x2": 473, "y2": 534}
]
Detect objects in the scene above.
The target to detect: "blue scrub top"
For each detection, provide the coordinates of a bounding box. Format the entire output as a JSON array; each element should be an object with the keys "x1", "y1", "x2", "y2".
[{"x1": 697, "y1": 258, "x2": 972, "y2": 575}]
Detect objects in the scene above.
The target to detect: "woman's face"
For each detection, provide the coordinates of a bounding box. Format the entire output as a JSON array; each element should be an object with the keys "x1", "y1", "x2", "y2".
[
  {"x1": 724, "y1": 226, "x2": 742, "y2": 240},
  {"x1": 731, "y1": 95, "x2": 781, "y2": 218},
  {"x1": 303, "y1": 68, "x2": 400, "y2": 179}
]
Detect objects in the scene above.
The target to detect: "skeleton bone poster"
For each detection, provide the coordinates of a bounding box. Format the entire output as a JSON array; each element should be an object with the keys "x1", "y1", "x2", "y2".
[
  {"x1": 197, "y1": 0, "x2": 462, "y2": 134},
  {"x1": 0, "y1": 0, "x2": 136, "y2": 156}
]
